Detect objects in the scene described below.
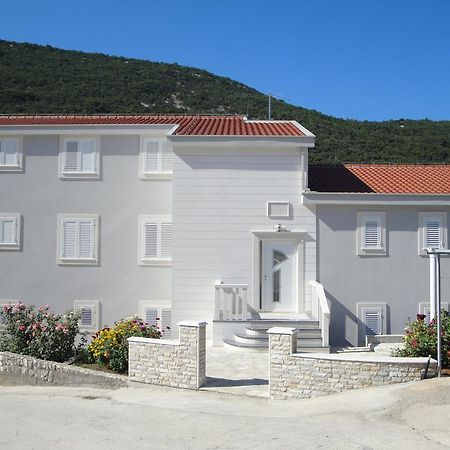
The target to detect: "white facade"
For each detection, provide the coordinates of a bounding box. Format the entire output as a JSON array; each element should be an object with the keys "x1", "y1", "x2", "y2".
[{"x1": 170, "y1": 141, "x2": 317, "y2": 330}]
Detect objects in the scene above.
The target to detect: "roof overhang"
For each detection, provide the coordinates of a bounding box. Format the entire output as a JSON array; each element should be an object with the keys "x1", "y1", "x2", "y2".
[
  {"x1": 302, "y1": 191, "x2": 450, "y2": 206},
  {"x1": 0, "y1": 124, "x2": 178, "y2": 136},
  {"x1": 168, "y1": 134, "x2": 315, "y2": 148}
]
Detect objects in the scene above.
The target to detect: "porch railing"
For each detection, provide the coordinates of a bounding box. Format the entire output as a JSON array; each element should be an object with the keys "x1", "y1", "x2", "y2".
[
  {"x1": 214, "y1": 283, "x2": 248, "y2": 321},
  {"x1": 310, "y1": 280, "x2": 330, "y2": 347}
]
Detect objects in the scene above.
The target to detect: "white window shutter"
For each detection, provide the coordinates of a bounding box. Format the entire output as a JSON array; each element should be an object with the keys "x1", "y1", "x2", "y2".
[
  {"x1": 144, "y1": 222, "x2": 158, "y2": 258},
  {"x1": 2, "y1": 139, "x2": 19, "y2": 166},
  {"x1": 62, "y1": 221, "x2": 77, "y2": 258},
  {"x1": 80, "y1": 307, "x2": 94, "y2": 327},
  {"x1": 160, "y1": 308, "x2": 172, "y2": 338},
  {"x1": 363, "y1": 220, "x2": 381, "y2": 249},
  {"x1": 364, "y1": 309, "x2": 382, "y2": 335},
  {"x1": 144, "y1": 307, "x2": 159, "y2": 327},
  {"x1": 160, "y1": 222, "x2": 172, "y2": 258},
  {"x1": 1, "y1": 219, "x2": 16, "y2": 244},
  {"x1": 425, "y1": 219, "x2": 442, "y2": 249},
  {"x1": 80, "y1": 140, "x2": 96, "y2": 173},
  {"x1": 64, "y1": 141, "x2": 79, "y2": 171},
  {"x1": 160, "y1": 142, "x2": 173, "y2": 173},
  {"x1": 79, "y1": 221, "x2": 94, "y2": 259},
  {"x1": 144, "y1": 141, "x2": 159, "y2": 173}
]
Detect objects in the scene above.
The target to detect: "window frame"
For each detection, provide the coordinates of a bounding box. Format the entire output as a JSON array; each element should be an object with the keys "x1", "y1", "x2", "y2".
[
  {"x1": 418, "y1": 211, "x2": 447, "y2": 256},
  {"x1": 138, "y1": 215, "x2": 172, "y2": 266},
  {"x1": 59, "y1": 136, "x2": 100, "y2": 179},
  {"x1": 357, "y1": 302, "x2": 387, "y2": 345},
  {"x1": 356, "y1": 211, "x2": 387, "y2": 256},
  {"x1": 0, "y1": 136, "x2": 23, "y2": 172},
  {"x1": 0, "y1": 213, "x2": 21, "y2": 251},
  {"x1": 139, "y1": 137, "x2": 173, "y2": 179},
  {"x1": 73, "y1": 300, "x2": 100, "y2": 333},
  {"x1": 138, "y1": 300, "x2": 172, "y2": 339},
  {"x1": 57, "y1": 214, "x2": 99, "y2": 265},
  {"x1": 419, "y1": 301, "x2": 449, "y2": 322}
]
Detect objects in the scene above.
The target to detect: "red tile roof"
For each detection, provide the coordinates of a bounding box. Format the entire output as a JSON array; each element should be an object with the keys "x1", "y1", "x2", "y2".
[
  {"x1": 0, "y1": 115, "x2": 304, "y2": 137},
  {"x1": 308, "y1": 164, "x2": 450, "y2": 195}
]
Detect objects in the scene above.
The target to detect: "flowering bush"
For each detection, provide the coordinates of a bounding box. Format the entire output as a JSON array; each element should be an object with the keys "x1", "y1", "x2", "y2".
[
  {"x1": 393, "y1": 311, "x2": 450, "y2": 367},
  {"x1": 88, "y1": 317, "x2": 161, "y2": 373},
  {"x1": 0, "y1": 302, "x2": 83, "y2": 362}
]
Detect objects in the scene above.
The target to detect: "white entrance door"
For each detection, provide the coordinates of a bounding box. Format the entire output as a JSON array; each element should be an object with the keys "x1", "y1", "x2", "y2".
[{"x1": 261, "y1": 240, "x2": 296, "y2": 311}]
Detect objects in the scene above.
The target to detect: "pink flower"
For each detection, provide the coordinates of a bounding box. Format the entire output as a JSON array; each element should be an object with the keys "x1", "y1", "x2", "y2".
[
  {"x1": 411, "y1": 338, "x2": 417, "y2": 348},
  {"x1": 18, "y1": 325, "x2": 26, "y2": 332}
]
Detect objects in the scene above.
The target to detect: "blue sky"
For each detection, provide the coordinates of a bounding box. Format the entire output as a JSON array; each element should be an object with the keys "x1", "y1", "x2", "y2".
[{"x1": 1, "y1": 0, "x2": 449, "y2": 121}]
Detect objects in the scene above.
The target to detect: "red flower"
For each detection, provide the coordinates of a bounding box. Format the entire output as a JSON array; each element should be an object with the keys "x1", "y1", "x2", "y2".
[
  {"x1": 417, "y1": 314, "x2": 426, "y2": 321},
  {"x1": 411, "y1": 338, "x2": 417, "y2": 348}
]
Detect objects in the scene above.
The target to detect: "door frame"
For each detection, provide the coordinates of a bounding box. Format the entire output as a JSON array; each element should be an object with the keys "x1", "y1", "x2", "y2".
[{"x1": 251, "y1": 231, "x2": 306, "y2": 314}]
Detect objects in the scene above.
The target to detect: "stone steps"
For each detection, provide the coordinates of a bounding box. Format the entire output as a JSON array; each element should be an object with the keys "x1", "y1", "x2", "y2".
[{"x1": 223, "y1": 321, "x2": 329, "y2": 353}]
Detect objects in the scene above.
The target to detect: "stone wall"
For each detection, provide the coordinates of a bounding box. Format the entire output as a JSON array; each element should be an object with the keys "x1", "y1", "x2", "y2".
[
  {"x1": 0, "y1": 352, "x2": 128, "y2": 388},
  {"x1": 268, "y1": 327, "x2": 436, "y2": 400},
  {"x1": 128, "y1": 321, "x2": 206, "y2": 389}
]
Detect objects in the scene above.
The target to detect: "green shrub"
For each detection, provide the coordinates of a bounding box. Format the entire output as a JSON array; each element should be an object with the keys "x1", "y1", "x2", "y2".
[
  {"x1": 0, "y1": 302, "x2": 84, "y2": 362},
  {"x1": 393, "y1": 311, "x2": 450, "y2": 367},
  {"x1": 88, "y1": 317, "x2": 161, "y2": 373}
]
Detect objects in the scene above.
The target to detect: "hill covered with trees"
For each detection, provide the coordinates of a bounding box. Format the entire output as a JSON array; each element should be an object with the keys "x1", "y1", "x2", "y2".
[{"x1": 0, "y1": 39, "x2": 449, "y2": 163}]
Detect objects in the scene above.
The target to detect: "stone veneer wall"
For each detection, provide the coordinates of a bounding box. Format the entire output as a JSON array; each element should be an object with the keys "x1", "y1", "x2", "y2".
[
  {"x1": 128, "y1": 321, "x2": 206, "y2": 389},
  {"x1": 0, "y1": 352, "x2": 128, "y2": 388},
  {"x1": 268, "y1": 327, "x2": 437, "y2": 400}
]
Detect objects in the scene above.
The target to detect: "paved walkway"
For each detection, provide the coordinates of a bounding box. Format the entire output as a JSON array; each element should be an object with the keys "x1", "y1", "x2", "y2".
[
  {"x1": 203, "y1": 342, "x2": 403, "y2": 397},
  {"x1": 204, "y1": 345, "x2": 269, "y2": 397},
  {"x1": 0, "y1": 377, "x2": 449, "y2": 449}
]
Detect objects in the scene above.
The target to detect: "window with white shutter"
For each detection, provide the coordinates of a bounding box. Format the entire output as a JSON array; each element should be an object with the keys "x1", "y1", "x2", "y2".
[
  {"x1": 59, "y1": 137, "x2": 99, "y2": 178},
  {"x1": 419, "y1": 301, "x2": 449, "y2": 322},
  {"x1": 139, "y1": 215, "x2": 172, "y2": 265},
  {"x1": 0, "y1": 137, "x2": 23, "y2": 172},
  {"x1": 357, "y1": 212, "x2": 387, "y2": 255},
  {"x1": 357, "y1": 302, "x2": 387, "y2": 345},
  {"x1": 139, "y1": 300, "x2": 172, "y2": 339},
  {"x1": 58, "y1": 215, "x2": 98, "y2": 264},
  {"x1": 74, "y1": 300, "x2": 100, "y2": 332},
  {"x1": 140, "y1": 138, "x2": 173, "y2": 178},
  {"x1": 0, "y1": 214, "x2": 21, "y2": 250},
  {"x1": 419, "y1": 212, "x2": 447, "y2": 255}
]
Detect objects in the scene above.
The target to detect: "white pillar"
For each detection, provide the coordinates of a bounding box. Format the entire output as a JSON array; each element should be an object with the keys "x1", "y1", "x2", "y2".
[{"x1": 429, "y1": 253, "x2": 437, "y2": 319}]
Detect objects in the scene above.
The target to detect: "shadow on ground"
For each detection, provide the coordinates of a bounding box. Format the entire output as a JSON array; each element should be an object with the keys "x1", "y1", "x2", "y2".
[{"x1": 205, "y1": 376, "x2": 268, "y2": 388}]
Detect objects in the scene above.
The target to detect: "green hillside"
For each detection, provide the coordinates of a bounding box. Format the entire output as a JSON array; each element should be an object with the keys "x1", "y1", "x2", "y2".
[{"x1": 0, "y1": 39, "x2": 449, "y2": 163}]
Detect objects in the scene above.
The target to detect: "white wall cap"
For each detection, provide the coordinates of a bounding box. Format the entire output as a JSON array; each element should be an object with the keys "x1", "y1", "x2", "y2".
[
  {"x1": 127, "y1": 336, "x2": 179, "y2": 346},
  {"x1": 177, "y1": 320, "x2": 207, "y2": 328},
  {"x1": 291, "y1": 352, "x2": 437, "y2": 364},
  {"x1": 267, "y1": 327, "x2": 297, "y2": 335}
]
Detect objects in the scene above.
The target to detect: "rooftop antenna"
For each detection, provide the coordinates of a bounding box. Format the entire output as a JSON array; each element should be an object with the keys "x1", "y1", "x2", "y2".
[{"x1": 268, "y1": 92, "x2": 289, "y2": 120}]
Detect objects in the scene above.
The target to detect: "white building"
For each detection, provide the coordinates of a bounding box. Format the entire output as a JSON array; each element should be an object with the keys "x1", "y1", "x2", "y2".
[{"x1": 0, "y1": 114, "x2": 448, "y2": 348}]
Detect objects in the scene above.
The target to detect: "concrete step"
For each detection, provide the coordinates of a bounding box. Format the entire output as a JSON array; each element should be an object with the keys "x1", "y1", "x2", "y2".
[
  {"x1": 243, "y1": 328, "x2": 322, "y2": 339},
  {"x1": 223, "y1": 339, "x2": 267, "y2": 352},
  {"x1": 234, "y1": 333, "x2": 323, "y2": 346},
  {"x1": 223, "y1": 338, "x2": 330, "y2": 354},
  {"x1": 246, "y1": 319, "x2": 320, "y2": 330}
]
